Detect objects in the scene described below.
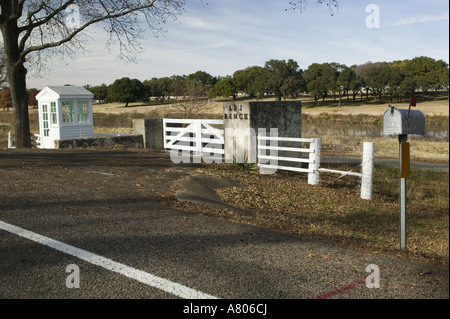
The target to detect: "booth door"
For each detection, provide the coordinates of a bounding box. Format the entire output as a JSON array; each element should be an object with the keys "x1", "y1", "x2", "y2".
[{"x1": 41, "y1": 104, "x2": 54, "y2": 149}]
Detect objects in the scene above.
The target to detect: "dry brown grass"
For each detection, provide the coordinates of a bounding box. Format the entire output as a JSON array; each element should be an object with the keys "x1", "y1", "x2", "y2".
[
  {"x1": 311, "y1": 135, "x2": 449, "y2": 163},
  {"x1": 159, "y1": 163, "x2": 449, "y2": 266},
  {"x1": 92, "y1": 98, "x2": 449, "y2": 117},
  {"x1": 1, "y1": 100, "x2": 448, "y2": 164},
  {"x1": 302, "y1": 99, "x2": 449, "y2": 116}
]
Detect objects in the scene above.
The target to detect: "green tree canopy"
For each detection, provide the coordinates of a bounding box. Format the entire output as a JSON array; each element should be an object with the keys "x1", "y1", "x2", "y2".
[
  {"x1": 338, "y1": 66, "x2": 357, "y2": 101},
  {"x1": 89, "y1": 84, "x2": 109, "y2": 102},
  {"x1": 365, "y1": 62, "x2": 391, "y2": 102},
  {"x1": 107, "y1": 77, "x2": 147, "y2": 107},
  {"x1": 264, "y1": 59, "x2": 304, "y2": 101},
  {"x1": 208, "y1": 76, "x2": 237, "y2": 99},
  {"x1": 304, "y1": 63, "x2": 338, "y2": 102},
  {"x1": 233, "y1": 66, "x2": 267, "y2": 99},
  {"x1": 143, "y1": 77, "x2": 172, "y2": 103},
  {"x1": 186, "y1": 71, "x2": 217, "y2": 87},
  {"x1": 403, "y1": 56, "x2": 449, "y2": 94}
]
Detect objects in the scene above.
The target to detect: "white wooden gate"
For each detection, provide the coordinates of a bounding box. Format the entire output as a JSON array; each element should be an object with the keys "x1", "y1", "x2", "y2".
[
  {"x1": 257, "y1": 134, "x2": 374, "y2": 200},
  {"x1": 163, "y1": 119, "x2": 224, "y2": 157},
  {"x1": 161, "y1": 120, "x2": 373, "y2": 200},
  {"x1": 8, "y1": 131, "x2": 42, "y2": 149},
  {"x1": 257, "y1": 135, "x2": 321, "y2": 185}
]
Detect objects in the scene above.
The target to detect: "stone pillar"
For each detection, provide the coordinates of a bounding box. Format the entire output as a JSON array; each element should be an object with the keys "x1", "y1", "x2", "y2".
[
  {"x1": 223, "y1": 103, "x2": 252, "y2": 163},
  {"x1": 223, "y1": 101, "x2": 302, "y2": 165},
  {"x1": 133, "y1": 118, "x2": 164, "y2": 150}
]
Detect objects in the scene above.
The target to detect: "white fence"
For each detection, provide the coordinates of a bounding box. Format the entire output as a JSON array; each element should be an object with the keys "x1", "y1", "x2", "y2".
[
  {"x1": 163, "y1": 119, "x2": 224, "y2": 158},
  {"x1": 161, "y1": 119, "x2": 374, "y2": 199},
  {"x1": 8, "y1": 131, "x2": 41, "y2": 149},
  {"x1": 30, "y1": 133, "x2": 41, "y2": 148},
  {"x1": 257, "y1": 134, "x2": 374, "y2": 200},
  {"x1": 318, "y1": 142, "x2": 374, "y2": 200},
  {"x1": 257, "y1": 135, "x2": 322, "y2": 185}
]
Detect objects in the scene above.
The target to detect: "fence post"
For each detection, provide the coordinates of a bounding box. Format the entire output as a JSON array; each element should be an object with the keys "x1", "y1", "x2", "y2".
[
  {"x1": 360, "y1": 142, "x2": 374, "y2": 200},
  {"x1": 193, "y1": 120, "x2": 202, "y2": 162},
  {"x1": 8, "y1": 131, "x2": 13, "y2": 149},
  {"x1": 308, "y1": 138, "x2": 321, "y2": 185}
]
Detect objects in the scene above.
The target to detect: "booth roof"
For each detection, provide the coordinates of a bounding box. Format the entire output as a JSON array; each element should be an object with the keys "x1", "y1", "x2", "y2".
[{"x1": 46, "y1": 86, "x2": 93, "y2": 96}]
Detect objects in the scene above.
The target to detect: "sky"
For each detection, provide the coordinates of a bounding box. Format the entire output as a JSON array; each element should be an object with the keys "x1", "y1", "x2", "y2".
[{"x1": 24, "y1": 0, "x2": 450, "y2": 90}]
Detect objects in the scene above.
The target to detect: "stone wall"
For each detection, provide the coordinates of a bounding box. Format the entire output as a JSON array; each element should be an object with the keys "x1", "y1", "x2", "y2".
[
  {"x1": 223, "y1": 101, "x2": 302, "y2": 164},
  {"x1": 249, "y1": 101, "x2": 302, "y2": 138},
  {"x1": 55, "y1": 135, "x2": 144, "y2": 149},
  {"x1": 133, "y1": 119, "x2": 164, "y2": 150}
]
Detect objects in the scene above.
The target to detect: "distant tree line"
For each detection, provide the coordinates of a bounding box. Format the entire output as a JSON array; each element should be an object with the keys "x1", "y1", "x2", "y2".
[
  {"x1": 0, "y1": 87, "x2": 39, "y2": 111},
  {"x1": 85, "y1": 56, "x2": 448, "y2": 106},
  {"x1": 86, "y1": 70, "x2": 217, "y2": 107}
]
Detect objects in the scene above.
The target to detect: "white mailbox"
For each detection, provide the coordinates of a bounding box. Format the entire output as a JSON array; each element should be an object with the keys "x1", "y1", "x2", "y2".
[{"x1": 383, "y1": 105, "x2": 426, "y2": 136}]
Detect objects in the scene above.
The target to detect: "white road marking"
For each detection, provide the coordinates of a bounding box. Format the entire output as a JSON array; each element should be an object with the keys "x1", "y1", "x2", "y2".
[{"x1": 0, "y1": 220, "x2": 217, "y2": 299}]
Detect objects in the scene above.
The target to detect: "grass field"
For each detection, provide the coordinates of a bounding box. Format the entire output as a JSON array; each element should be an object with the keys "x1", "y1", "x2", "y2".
[
  {"x1": 94, "y1": 97, "x2": 446, "y2": 264},
  {"x1": 1, "y1": 98, "x2": 448, "y2": 265},
  {"x1": 1, "y1": 98, "x2": 448, "y2": 161},
  {"x1": 160, "y1": 161, "x2": 449, "y2": 266},
  {"x1": 96, "y1": 99, "x2": 449, "y2": 163}
]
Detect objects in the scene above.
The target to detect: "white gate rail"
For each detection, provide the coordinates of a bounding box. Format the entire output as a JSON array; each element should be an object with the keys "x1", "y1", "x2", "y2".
[
  {"x1": 257, "y1": 136, "x2": 321, "y2": 185},
  {"x1": 30, "y1": 133, "x2": 41, "y2": 148},
  {"x1": 161, "y1": 121, "x2": 374, "y2": 200},
  {"x1": 318, "y1": 142, "x2": 374, "y2": 200},
  {"x1": 163, "y1": 119, "x2": 224, "y2": 156},
  {"x1": 8, "y1": 131, "x2": 41, "y2": 149},
  {"x1": 257, "y1": 135, "x2": 374, "y2": 200}
]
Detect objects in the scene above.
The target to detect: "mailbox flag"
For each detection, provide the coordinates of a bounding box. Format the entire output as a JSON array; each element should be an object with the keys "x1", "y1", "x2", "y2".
[
  {"x1": 400, "y1": 142, "x2": 410, "y2": 178},
  {"x1": 408, "y1": 97, "x2": 417, "y2": 119}
]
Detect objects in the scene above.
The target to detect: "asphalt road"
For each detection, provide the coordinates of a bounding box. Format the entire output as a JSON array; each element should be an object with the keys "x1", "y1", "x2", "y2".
[{"x1": 0, "y1": 150, "x2": 448, "y2": 306}]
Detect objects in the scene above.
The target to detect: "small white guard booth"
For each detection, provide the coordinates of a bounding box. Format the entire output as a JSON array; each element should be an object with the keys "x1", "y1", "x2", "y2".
[{"x1": 36, "y1": 86, "x2": 94, "y2": 149}]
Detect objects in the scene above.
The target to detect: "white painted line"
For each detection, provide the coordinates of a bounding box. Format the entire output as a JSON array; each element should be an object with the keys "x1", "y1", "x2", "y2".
[{"x1": 0, "y1": 221, "x2": 217, "y2": 299}]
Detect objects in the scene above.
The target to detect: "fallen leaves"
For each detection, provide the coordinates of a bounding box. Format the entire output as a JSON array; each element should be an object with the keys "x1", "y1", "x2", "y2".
[{"x1": 160, "y1": 163, "x2": 449, "y2": 266}]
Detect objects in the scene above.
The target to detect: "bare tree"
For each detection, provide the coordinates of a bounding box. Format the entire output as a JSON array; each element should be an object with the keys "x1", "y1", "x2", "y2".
[
  {"x1": 171, "y1": 81, "x2": 212, "y2": 119},
  {"x1": 0, "y1": 46, "x2": 6, "y2": 88},
  {"x1": 0, "y1": 87, "x2": 12, "y2": 111},
  {"x1": 288, "y1": 0, "x2": 338, "y2": 14},
  {"x1": 0, "y1": 0, "x2": 185, "y2": 148}
]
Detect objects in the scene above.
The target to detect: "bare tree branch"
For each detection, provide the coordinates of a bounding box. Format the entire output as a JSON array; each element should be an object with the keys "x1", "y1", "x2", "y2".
[
  {"x1": 0, "y1": 0, "x2": 186, "y2": 148},
  {"x1": 0, "y1": 46, "x2": 7, "y2": 88},
  {"x1": 14, "y1": 0, "x2": 184, "y2": 70},
  {"x1": 288, "y1": 0, "x2": 338, "y2": 15}
]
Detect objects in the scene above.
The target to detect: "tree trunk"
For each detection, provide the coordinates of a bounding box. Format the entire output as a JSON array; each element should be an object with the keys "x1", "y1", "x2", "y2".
[
  {"x1": 9, "y1": 65, "x2": 31, "y2": 148},
  {"x1": 2, "y1": 14, "x2": 31, "y2": 148},
  {"x1": 275, "y1": 91, "x2": 282, "y2": 102}
]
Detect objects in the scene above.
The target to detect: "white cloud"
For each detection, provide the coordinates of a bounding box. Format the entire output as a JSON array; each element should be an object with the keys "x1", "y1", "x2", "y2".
[
  {"x1": 24, "y1": 0, "x2": 450, "y2": 89},
  {"x1": 177, "y1": 16, "x2": 231, "y2": 31},
  {"x1": 389, "y1": 13, "x2": 449, "y2": 26}
]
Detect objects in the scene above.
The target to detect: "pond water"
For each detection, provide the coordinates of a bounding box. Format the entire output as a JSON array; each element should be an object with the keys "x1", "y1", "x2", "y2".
[{"x1": 302, "y1": 122, "x2": 449, "y2": 141}]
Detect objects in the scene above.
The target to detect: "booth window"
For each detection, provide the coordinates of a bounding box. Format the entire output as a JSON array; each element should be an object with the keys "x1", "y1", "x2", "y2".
[
  {"x1": 62, "y1": 101, "x2": 74, "y2": 123},
  {"x1": 77, "y1": 101, "x2": 89, "y2": 123},
  {"x1": 50, "y1": 102, "x2": 57, "y2": 124},
  {"x1": 42, "y1": 104, "x2": 49, "y2": 137}
]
